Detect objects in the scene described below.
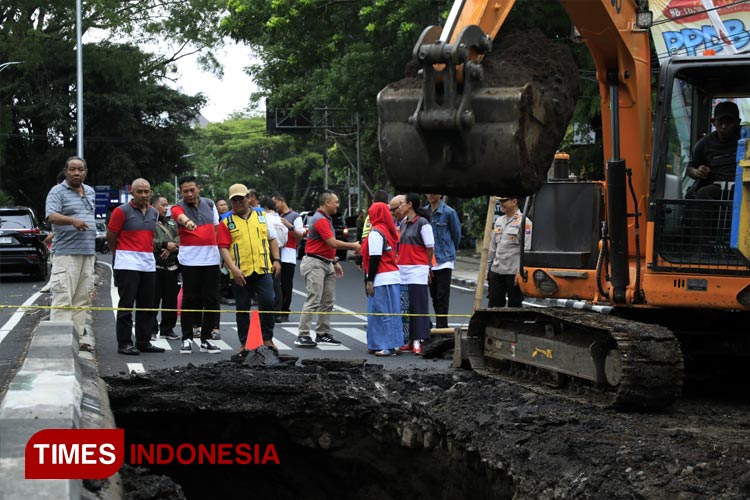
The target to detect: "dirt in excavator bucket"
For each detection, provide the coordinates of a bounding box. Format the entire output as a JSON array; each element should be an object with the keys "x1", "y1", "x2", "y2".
[{"x1": 378, "y1": 28, "x2": 580, "y2": 197}]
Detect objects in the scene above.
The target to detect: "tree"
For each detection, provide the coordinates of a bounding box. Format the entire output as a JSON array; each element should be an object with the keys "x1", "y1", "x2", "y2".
[
  {"x1": 0, "y1": 40, "x2": 204, "y2": 215},
  {"x1": 184, "y1": 116, "x2": 349, "y2": 210},
  {"x1": 221, "y1": 0, "x2": 445, "y2": 193}
]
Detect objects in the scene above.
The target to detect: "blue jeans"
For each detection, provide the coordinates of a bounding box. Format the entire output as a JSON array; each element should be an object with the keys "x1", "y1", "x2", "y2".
[{"x1": 232, "y1": 273, "x2": 276, "y2": 344}]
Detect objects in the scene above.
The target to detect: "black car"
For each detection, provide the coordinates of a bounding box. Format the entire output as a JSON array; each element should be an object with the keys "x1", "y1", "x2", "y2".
[
  {"x1": 297, "y1": 211, "x2": 350, "y2": 261},
  {"x1": 0, "y1": 207, "x2": 49, "y2": 281}
]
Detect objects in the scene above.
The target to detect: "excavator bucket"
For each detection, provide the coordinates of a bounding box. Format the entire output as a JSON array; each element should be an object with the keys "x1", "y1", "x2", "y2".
[
  {"x1": 377, "y1": 26, "x2": 574, "y2": 198},
  {"x1": 378, "y1": 83, "x2": 550, "y2": 197}
]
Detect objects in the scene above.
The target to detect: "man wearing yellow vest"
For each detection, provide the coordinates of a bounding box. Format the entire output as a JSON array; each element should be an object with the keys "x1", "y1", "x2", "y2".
[{"x1": 218, "y1": 184, "x2": 282, "y2": 354}]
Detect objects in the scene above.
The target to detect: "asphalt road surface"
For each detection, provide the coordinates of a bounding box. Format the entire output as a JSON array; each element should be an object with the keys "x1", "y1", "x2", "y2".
[
  {"x1": 0, "y1": 270, "x2": 50, "y2": 398},
  {"x1": 91, "y1": 254, "x2": 475, "y2": 377}
]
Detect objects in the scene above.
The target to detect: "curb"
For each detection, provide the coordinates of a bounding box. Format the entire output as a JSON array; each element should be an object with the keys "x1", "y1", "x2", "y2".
[
  {"x1": 451, "y1": 276, "x2": 478, "y2": 289},
  {"x1": 0, "y1": 321, "x2": 121, "y2": 500}
]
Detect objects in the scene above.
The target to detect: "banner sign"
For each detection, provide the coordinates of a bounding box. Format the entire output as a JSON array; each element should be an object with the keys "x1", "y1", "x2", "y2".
[{"x1": 651, "y1": 0, "x2": 750, "y2": 58}]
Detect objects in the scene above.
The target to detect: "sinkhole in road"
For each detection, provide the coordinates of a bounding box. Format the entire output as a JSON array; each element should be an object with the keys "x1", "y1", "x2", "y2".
[{"x1": 106, "y1": 360, "x2": 516, "y2": 500}]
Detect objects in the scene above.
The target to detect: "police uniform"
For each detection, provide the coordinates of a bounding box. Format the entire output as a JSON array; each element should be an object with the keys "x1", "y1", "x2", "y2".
[{"x1": 487, "y1": 211, "x2": 532, "y2": 308}]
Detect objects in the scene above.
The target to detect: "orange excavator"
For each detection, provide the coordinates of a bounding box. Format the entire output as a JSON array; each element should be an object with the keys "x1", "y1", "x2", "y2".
[{"x1": 378, "y1": 0, "x2": 750, "y2": 408}]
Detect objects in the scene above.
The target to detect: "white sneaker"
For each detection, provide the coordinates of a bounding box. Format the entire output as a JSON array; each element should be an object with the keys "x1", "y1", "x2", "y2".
[{"x1": 180, "y1": 340, "x2": 192, "y2": 354}]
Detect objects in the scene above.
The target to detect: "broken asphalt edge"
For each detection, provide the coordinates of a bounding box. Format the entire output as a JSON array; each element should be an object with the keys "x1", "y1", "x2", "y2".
[{"x1": 0, "y1": 320, "x2": 122, "y2": 498}]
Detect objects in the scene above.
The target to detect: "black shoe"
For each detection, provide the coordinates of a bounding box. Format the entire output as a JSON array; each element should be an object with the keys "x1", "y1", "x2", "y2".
[
  {"x1": 275, "y1": 315, "x2": 288, "y2": 323},
  {"x1": 118, "y1": 345, "x2": 140, "y2": 355},
  {"x1": 150, "y1": 333, "x2": 157, "y2": 341},
  {"x1": 161, "y1": 329, "x2": 181, "y2": 341},
  {"x1": 137, "y1": 343, "x2": 165, "y2": 353},
  {"x1": 200, "y1": 340, "x2": 221, "y2": 353},
  {"x1": 294, "y1": 335, "x2": 317, "y2": 348},
  {"x1": 315, "y1": 333, "x2": 342, "y2": 346}
]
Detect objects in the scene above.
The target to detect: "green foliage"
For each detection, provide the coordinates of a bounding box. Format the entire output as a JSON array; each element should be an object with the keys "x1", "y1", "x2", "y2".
[
  {"x1": 183, "y1": 116, "x2": 347, "y2": 210},
  {"x1": 461, "y1": 196, "x2": 490, "y2": 239},
  {"x1": 152, "y1": 182, "x2": 178, "y2": 204},
  {"x1": 221, "y1": 0, "x2": 443, "y2": 192},
  {"x1": 1, "y1": 40, "x2": 203, "y2": 215},
  {"x1": 0, "y1": 190, "x2": 15, "y2": 207}
]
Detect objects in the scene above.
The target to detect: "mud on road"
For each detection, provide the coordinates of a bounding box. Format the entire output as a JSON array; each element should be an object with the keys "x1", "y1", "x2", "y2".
[{"x1": 105, "y1": 357, "x2": 750, "y2": 500}]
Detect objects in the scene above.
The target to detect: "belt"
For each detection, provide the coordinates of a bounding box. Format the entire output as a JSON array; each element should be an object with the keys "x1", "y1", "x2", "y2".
[{"x1": 305, "y1": 254, "x2": 335, "y2": 265}]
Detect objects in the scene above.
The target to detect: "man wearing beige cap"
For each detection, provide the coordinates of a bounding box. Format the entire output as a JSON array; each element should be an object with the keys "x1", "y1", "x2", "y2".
[{"x1": 218, "y1": 183, "x2": 282, "y2": 357}]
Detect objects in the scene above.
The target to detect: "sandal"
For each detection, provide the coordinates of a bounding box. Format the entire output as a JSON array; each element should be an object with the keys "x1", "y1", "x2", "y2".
[{"x1": 374, "y1": 349, "x2": 397, "y2": 357}]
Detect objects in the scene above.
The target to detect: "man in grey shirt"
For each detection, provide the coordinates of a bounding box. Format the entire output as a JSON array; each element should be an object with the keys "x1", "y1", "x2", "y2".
[{"x1": 45, "y1": 156, "x2": 96, "y2": 336}]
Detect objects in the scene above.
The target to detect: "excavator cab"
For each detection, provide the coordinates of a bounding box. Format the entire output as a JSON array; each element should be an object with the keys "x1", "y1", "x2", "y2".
[{"x1": 649, "y1": 56, "x2": 750, "y2": 275}]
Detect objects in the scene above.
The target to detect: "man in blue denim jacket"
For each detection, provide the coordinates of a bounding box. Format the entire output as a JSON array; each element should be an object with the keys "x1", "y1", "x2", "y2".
[{"x1": 425, "y1": 194, "x2": 461, "y2": 328}]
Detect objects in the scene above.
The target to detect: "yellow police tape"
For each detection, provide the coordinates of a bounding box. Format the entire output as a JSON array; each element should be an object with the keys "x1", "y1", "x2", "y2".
[{"x1": 0, "y1": 304, "x2": 472, "y2": 318}]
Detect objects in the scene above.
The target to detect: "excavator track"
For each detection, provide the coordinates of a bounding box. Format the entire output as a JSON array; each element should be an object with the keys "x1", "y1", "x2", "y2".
[{"x1": 458, "y1": 308, "x2": 684, "y2": 410}]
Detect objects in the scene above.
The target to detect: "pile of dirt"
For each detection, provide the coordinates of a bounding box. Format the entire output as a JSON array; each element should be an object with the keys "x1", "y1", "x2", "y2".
[{"x1": 107, "y1": 360, "x2": 750, "y2": 499}]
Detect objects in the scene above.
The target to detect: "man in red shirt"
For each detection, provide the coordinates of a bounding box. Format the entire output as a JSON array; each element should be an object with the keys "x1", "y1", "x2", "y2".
[
  {"x1": 106, "y1": 178, "x2": 164, "y2": 355},
  {"x1": 294, "y1": 190, "x2": 361, "y2": 347},
  {"x1": 170, "y1": 175, "x2": 222, "y2": 354}
]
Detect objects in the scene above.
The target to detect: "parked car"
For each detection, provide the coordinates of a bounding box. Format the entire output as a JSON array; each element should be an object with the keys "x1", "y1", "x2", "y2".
[
  {"x1": 0, "y1": 207, "x2": 49, "y2": 281},
  {"x1": 296, "y1": 211, "x2": 349, "y2": 261},
  {"x1": 95, "y1": 221, "x2": 109, "y2": 253}
]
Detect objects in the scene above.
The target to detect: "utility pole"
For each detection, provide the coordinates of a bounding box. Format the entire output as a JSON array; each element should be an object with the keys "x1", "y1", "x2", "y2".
[{"x1": 76, "y1": 0, "x2": 83, "y2": 158}]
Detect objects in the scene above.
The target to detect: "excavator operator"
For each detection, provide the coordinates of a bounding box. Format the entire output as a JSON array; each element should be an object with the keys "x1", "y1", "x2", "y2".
[{"x1": 685, "y1": 100, "x2": 741, "y2": 201}]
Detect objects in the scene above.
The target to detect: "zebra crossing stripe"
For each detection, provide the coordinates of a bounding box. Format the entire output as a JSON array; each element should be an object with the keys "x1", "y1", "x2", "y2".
[
  {"x1": 126, "y1": 363, "x2": 145, "y2": 374},
  {"x1": 151, "y1": 338, "x2": 172, "y2": 350},
  {"x1": 334, "y1": 327, "x2": 368, "y2": 344}
]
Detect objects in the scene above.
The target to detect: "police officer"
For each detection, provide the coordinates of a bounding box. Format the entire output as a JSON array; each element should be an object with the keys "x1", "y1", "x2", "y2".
[{"x1": 487, "y1": 196, "x2": 532, "y2": 308}]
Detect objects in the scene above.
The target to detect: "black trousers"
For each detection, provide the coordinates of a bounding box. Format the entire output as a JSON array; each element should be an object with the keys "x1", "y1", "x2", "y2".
[
  {"x1": 279, "y1": 262, "x2": 296, "y2": 315},
  {"x1": 232, "y1": 273, "x2": 276, "y2": 344},
  {"x1": 488, "y1": 271, "x2": 523, "y2": 308},
  {"x1": 180, "y1": 265, "x2": 220, "y2": 341},
  {"x1": 152, "y1": 267, "x2": 180, "y2": 335},
  {"x1": 428, "y1": 268, "x2": 452, "y2": 328},
  {"x1": 115, "y1": 270, "x2": 156, "y2": 348}
]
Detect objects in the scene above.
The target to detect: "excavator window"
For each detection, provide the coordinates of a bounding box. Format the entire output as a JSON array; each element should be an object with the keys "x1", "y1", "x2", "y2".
[{"x1": 651, "y1": 64, "x2": 750, "y2": 274}]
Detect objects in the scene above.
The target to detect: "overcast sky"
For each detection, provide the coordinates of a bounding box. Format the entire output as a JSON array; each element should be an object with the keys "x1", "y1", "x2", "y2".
[{"x1": 172, "y1": 41, "x2": 261, "y2": 123}]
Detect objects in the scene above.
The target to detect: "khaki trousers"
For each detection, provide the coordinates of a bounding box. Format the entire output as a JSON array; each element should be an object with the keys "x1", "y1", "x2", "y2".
[
  {"x1": 298, "y1": 256, "x2": 336, "y2": 337},
  {"x1": 50, "y1": 254, "x2": 96, "y2": 336}
]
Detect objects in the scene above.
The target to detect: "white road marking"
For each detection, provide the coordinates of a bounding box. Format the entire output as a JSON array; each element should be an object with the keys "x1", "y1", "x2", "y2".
[
  {"x1": 151, "y1": 337, "x2": 172, "y2": 350},
  {"x1": 335, "y1": 327, "x2": 368, "y2": 344},
  {"x1": 126, "y1": 363, "x2": 145, "y2": 374},
  {"x1": 271, "y1": 338, "x2": 292, "y2": 350},
  {"x1": 0, "y1": 291, "x2": 42, "y2": 345}
]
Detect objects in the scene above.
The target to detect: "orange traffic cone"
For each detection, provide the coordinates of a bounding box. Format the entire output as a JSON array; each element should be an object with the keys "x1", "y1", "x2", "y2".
[{"x1": 244, "y1": 309, "x2": 263, "y2": 351}]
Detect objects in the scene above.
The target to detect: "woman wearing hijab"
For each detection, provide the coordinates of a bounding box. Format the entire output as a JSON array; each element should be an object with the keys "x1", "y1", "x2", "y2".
[
  {"x1": 361, "y1": 202, "x2": 402, "y2": 356},
  {"x1": 393, "y1": 193, "x2": 434, "y2": 355}
]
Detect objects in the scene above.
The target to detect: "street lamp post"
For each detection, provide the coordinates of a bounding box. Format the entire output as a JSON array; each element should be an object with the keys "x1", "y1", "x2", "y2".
[{"x1": 0, "y1": 61, "x2": 22, "y2": 73}]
